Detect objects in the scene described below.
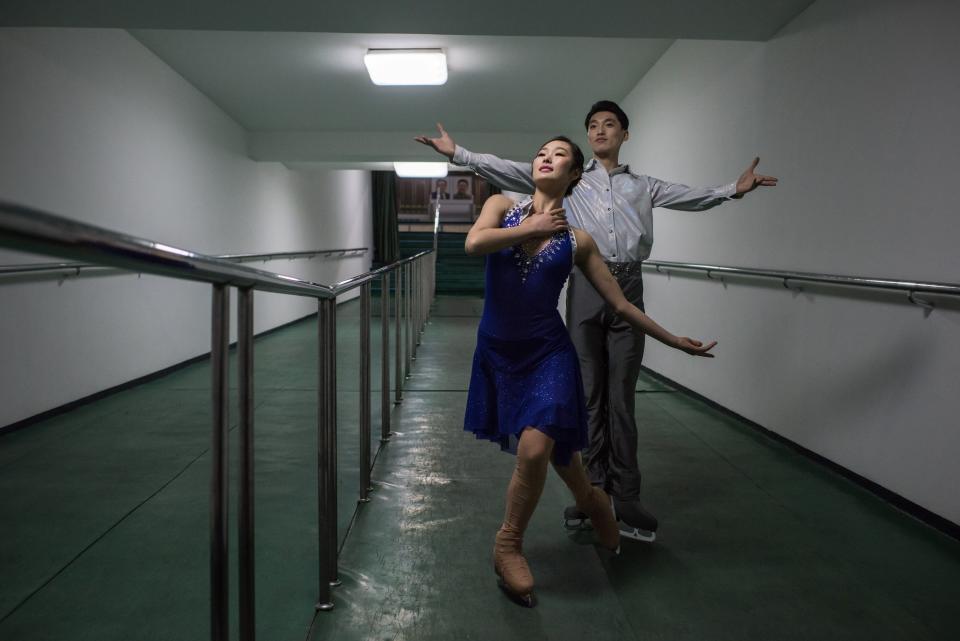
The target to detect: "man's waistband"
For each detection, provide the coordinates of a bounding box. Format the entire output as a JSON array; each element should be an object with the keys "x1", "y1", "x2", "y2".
[{"x1": 603, "y1": 261, "x2": 644, "y2": 277}]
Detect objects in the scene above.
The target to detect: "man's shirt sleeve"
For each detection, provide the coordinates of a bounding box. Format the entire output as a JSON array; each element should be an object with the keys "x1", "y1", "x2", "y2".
[
  {"x1": 453, "y1": 145, "x2": 536, "y2": 195},
  {"x1": 646, "y1": 176, "x2": 737, "y2": 211}
]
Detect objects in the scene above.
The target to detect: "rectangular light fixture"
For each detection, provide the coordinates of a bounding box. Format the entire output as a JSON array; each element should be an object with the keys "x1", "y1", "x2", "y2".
[
  {"x1": 393, "y1": 162, "x2": 448, "y2": 178},
  {"x1": 364, "y1": 49, "x2": 447, "y2": 86}
]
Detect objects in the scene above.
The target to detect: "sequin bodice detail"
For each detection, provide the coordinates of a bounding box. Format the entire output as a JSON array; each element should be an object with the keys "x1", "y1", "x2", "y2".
[{"x1": 478, "y1": 200, "x2": 576, "y2": 341}]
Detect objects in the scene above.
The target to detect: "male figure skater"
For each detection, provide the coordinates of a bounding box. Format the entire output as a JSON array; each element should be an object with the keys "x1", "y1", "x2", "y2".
[{"x1": 416, "y1": 100, "x2": 776, "y2": 541}]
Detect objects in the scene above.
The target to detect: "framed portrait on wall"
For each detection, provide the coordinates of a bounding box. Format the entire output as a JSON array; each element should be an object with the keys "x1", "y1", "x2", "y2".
[
  {"x1": 430, "y1": 178, "x2": 451, "y2": 200},
  {"x1": 451, "y1": 176, "x2": 473, "y2": 200}
]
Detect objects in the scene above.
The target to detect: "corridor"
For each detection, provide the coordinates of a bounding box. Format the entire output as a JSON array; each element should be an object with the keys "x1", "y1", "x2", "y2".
[{"x1": 2, "y1": 2, "x2": 959, "y2": 637}]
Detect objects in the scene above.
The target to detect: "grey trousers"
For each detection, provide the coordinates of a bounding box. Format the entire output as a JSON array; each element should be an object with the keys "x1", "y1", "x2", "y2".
[{"x1": 567, "y1": 266, "x2": 645, "y2": 501}]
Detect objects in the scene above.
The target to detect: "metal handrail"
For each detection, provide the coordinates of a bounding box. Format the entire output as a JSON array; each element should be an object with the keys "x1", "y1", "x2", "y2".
[
  {"x1": 644, "y1": 259, "x2": 960, "y2": 306},
  {"x1": 0, "y1": 247, "x2": 369, "y2": 281},
  {"x1": 0, "y1": 198, "x2": 437, "y2": 639},
  {"x1": 221, "y1": 248, "x2": 367, "y2": 262},
  {"x1": 0, "y1": 200, "x2": 427, "y2": 297}
]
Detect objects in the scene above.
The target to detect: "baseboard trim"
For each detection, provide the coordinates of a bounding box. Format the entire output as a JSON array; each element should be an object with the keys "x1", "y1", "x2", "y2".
[
  {"x1": 641, "y1": 365, "x2": 960, "y2": 543},
  {"x1": 1, "y1": 310, "x2": 320, "y2": 436}
]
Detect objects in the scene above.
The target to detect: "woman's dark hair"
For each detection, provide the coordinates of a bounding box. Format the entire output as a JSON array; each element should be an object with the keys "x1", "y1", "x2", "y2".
[
  {"x1": 538, "y1": 135, "x2": 584, "y2": 196},
  {"x1": 583, "y1": 100, "x2": 629, "y2": 131}
]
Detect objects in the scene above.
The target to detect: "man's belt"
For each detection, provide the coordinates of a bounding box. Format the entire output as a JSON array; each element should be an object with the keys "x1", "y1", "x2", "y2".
[{"x1": 603, "y1": 261, "x2": 644, "y2": 278}]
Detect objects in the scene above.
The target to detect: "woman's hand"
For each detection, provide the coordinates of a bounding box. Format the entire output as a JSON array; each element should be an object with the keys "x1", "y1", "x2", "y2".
[
  {"x1": 520, "y1": 208, "x2": 568, "y2": 238},
  {"x1": 673, "y1": 337, "x2": 718, "y2": 357}
]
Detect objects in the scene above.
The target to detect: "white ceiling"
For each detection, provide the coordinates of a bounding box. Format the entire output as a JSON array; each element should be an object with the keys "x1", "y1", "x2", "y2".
[
  {"x1": 131, "y1": 31, "x2": 673, "y2": 133},
  {"x1": 3, "y1": 1, "x2": 816, "y2": 166}
]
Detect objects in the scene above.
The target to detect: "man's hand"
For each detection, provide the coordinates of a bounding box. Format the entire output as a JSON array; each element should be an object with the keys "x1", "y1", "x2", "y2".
[
  {"x1": 414, "y1": 123, "x2": 456, "y2": 160},
  {"x1": 733, "y1": 157, "x2": 778, "y2": 198}
]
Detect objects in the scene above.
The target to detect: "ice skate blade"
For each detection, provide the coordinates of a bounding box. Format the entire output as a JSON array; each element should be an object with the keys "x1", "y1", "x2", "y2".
[
  {"x1": 619, "y1": 524, "x2": 656, "y2": 543},
  {"x1": 496, "y1": 577, "x2": 536, "y2": 608}
]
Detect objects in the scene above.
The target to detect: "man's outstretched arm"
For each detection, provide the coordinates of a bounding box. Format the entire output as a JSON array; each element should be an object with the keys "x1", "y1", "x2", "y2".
[
  {"x1": 649, "y1": 157, "x2": 778, "y2": 211},
  {"x1": 415, "y1": 123, "x2": 536, "y2": 195}
]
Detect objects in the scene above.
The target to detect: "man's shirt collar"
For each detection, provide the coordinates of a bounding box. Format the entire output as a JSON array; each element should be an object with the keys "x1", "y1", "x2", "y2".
[{"x1": 585, "y1": 157, "x2": 631, "y2": 176}]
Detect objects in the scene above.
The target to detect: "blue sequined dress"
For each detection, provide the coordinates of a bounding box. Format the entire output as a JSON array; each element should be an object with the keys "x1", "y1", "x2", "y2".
[{"x1": 463, "y1": 199, "x2": 588, "y2": 466}]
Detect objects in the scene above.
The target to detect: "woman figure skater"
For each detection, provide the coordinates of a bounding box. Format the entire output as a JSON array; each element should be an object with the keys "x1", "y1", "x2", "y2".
[{"x1": 463, "y1": 136, "x2": 716, "y2": 607}]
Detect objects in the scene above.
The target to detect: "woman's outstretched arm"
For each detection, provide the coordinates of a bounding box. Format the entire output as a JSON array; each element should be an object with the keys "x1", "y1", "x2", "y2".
[
  {"x1": 572, "y1": 229, "x2": 717, "y2": 357},
  {"x1": 465, "y1": 194, "x2": 567, "y2": 256}
]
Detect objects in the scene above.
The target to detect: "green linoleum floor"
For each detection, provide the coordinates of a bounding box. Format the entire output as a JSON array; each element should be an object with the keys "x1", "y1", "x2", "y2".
[
  {"x1": 1, "y1": 295, "x2": 958, "y2": 641},
  {"x1": 0, "y1": 297, "x2": 392, "y2": 641}
]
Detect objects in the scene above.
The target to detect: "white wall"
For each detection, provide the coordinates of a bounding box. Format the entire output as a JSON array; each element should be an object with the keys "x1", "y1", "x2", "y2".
[
  {"x1": 619, "y1": 0, "x2": 960, "y2": 524},
  {"x1": 0, "y1": 29, "x2": 372, "y2": 427}
]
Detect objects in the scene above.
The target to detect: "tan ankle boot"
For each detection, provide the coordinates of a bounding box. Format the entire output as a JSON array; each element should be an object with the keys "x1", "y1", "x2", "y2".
[
  {"x1": 493, "y1": 524, "x2": 535, "y2": 606},
  {"x1": 577, "y1": 487, "x2": 621, "y2": 553}
]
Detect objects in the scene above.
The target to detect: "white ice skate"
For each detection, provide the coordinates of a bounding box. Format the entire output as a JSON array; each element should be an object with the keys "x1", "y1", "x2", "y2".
[{"x1": 563, "y1": 498, "x2": 658, "y2": 543}]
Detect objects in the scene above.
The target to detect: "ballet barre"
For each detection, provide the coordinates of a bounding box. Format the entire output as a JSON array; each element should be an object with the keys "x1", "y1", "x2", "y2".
[{"x1": 646, "y1": 260, "x2": 959, "y2": 309}]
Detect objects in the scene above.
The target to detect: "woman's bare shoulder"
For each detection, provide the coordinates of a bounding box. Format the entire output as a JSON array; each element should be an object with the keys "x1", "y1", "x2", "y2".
[
  {"x1": 572, "y1": 228, "x2": 597, "y2": 250},
  {"x1": 474, "y1": 193, "x2": 517, "y2": 229},
  {"x1": 484, "y1": 193, "x2": 515, "y2": 210},
  {"x1": 571, "y1": 228, "x2": 600, "y2": 265}
]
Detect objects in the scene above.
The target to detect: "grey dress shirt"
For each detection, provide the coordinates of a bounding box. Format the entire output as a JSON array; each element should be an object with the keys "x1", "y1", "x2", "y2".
[{"x1": 453, "y1": 145, "x2": 736, "y2": 262}]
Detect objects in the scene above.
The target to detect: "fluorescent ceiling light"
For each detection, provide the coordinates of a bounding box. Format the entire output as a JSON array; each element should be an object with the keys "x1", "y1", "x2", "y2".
[
  {"x1": 394, "y1": 162, "x2": 448, "y2": 178},
  {"x1": 364, "y1": 49, "x2": 447, "y2": 86}
]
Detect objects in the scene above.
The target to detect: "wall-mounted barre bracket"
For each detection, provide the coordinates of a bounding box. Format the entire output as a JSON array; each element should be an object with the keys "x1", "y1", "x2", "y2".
[
  {"x1": 705, "y1": 269, "x2": 725, "y2": 284},
  {"x1": 908, "y1": 290, "x2": 935, "y2": 310},
  {"x1": 782, "y1": 277, "x2": 802, "y2": 292}
]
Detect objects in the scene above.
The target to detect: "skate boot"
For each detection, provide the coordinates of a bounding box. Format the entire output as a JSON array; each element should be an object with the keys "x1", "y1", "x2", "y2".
[
  {"x1": 564, "y1": 497, "x2": 658, "y2": 543},
  {"x1": 611, "y1": 498, "x2": 658, "y2": 542},
  {"x1": 575, "y1": 487, "x2": 620, "y2": 553},
  {"x1": 563, "y1": 504, "x2": 590, "y2": 530},
  {"x1": 493, "y1": 525, "x2": 535, "y2": 607}
]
